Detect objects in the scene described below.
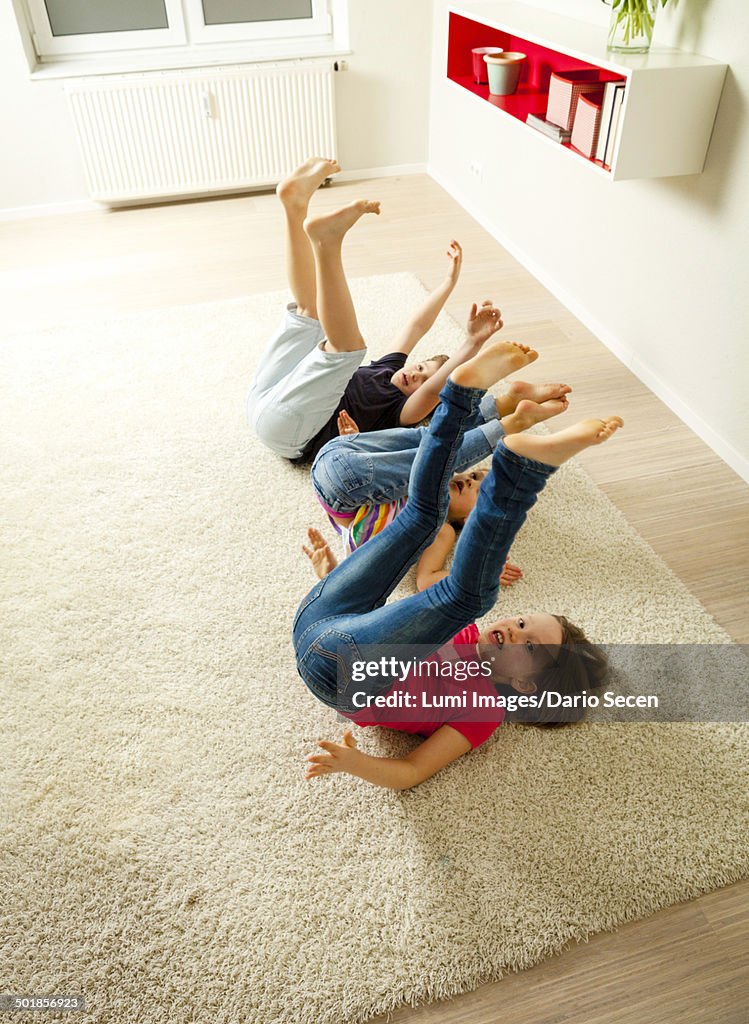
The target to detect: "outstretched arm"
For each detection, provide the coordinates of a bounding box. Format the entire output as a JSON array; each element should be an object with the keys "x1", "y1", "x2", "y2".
[
  {"x1": 389, "y1": 241, "x2": 462, "y2": 356},
  {"x1": 415, "y1": 523, "x2": 457, "y2": 591},
  {"x1": 305, "y1": 726, "x2": 471, "y2": 789},
  {"x1": 399, "y1": 301, "x2": 504, "y2": 426},
  {"x1": 416, "y1": 523, "x2": 522, "y2": 590}
]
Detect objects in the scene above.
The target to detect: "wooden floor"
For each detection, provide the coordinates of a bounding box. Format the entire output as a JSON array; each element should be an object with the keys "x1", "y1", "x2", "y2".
[{"x1": 2, "y1": 174, "x2": 747, "y2": 1022}]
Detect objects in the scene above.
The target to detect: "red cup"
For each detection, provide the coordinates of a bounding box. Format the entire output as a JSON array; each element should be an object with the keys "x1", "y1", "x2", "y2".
[{"x1": 472, "y1": 47, "x2": 504, "y2": 84}]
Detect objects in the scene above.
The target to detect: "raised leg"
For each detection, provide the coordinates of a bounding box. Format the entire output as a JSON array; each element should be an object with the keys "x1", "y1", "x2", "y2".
[
  {"x1": 276, "y1": 157, "x2": 340, "y2": 318},
  {"x1": 293, "y1": 340, "x2": 538, "y2": 641},
  {"x1": 304, "y1": 201, "x2": 381, "y2": 353},
  {"x1": 310, "y1": 386, "x2": 571, "y2": 514},
  {"x1": 334, "y1": 414, "x2": 624, "y2": 655},
  {"x1": 445, "y1": 416, "x2": 625, "y2": 608}
]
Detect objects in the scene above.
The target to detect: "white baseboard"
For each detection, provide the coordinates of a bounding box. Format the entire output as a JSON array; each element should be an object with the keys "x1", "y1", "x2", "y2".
[
  {"x1": 428, "y1": 163, "x2": 749, "y2": 486},
  {"x1": 0, "y1": 198, "x2": 100, "y2": 221},
  {"x1": 626, "y1": 356, "x2": 749, "y2": 485},
  {"x1": 335, "y1": 163, "x2": 427, "y2": 181}
]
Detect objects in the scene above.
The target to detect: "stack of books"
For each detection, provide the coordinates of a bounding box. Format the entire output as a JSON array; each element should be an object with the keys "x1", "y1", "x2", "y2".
[
  {"x1": 594, "y1": 79, "x2": 627, "y2": 167},
  {"x1": 526, "y1": 112, "x2": 572, "y2": 144},
  {"x1": 526, "y1": 71, "x2": 628, "y2": 168}
]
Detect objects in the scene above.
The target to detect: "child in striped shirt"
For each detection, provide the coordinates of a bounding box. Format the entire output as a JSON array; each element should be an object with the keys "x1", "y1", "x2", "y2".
[{"x1": 304, "y1": 377, "x2": 571, "y2": 588}]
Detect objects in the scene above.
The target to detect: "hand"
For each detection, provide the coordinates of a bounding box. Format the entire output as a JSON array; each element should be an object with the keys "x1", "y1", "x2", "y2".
[
  {"x1": 305, "y1": 729, "x2": 360, "y2": 779},
  {"x1": 499, "y1": 561, "x2": 523, "y2": 587},
  {"x1": 301, "y1": 526, "x2": 338, "y2": 580},
  {"x1": 445, "y1": 239, "x2": 463, "y2": 286},
  {"x1": 465, "y1": 300, "x2": 503, "y2": 348},
  {"x1": 337, "y1": 409, "x2": 360, "y2": 436}
]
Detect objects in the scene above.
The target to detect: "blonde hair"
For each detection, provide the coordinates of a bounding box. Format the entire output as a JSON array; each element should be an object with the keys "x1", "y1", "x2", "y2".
[{"x1": 425, "y1": 354, "x2": 449, "y2": 369}]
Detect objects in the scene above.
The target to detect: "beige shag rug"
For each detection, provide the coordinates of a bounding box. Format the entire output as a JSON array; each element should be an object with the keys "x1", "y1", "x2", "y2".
[{"x1": 2, "y1": 274, "x2": 747, "y2": 1024}]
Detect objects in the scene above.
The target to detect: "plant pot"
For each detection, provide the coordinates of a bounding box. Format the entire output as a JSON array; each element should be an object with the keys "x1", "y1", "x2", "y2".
[
  {"x1": 484, "y1": 52, "x2": 527, "y2": 96},
  {"x1": 472, "y1": 47, "x2": 504, "y2": 84},
  {"x1": 607, "y1": 0, "x2": 657, "y2": 54}
]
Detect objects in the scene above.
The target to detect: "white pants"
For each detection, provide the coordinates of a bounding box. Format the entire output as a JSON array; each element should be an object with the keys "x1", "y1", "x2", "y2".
[{"x1": 247, "y1": 304, "x2": 365, "y2": 459}]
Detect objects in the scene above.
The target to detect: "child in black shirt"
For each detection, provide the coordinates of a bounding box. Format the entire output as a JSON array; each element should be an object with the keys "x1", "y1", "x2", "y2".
[{"x1": 247, "y1": 157, "x2": 504, "y2": 461}]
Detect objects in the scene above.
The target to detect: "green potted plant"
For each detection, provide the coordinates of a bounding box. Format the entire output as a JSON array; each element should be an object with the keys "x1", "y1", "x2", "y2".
[{"x1": 602, "y1": 0, "x2": 675, "y2": 54}]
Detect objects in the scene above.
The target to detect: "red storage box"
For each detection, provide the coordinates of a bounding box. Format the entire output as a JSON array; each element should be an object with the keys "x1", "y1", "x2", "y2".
[
  {"x1": 570, "y1": 93, "x2": 603, "y2": 158},
  {"x1": 546, "y1": 70, "x2": 606, "y2": 132}
]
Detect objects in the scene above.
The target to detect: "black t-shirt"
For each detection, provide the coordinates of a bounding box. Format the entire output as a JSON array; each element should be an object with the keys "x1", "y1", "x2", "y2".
[{"x1": 297, "y1": 352, "x2": 409, "y2": 462}]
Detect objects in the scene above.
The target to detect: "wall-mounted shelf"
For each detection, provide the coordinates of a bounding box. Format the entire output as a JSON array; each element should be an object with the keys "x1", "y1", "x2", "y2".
[{"x1": 447, "y1": 2, "x2": 727, "y2": 179}]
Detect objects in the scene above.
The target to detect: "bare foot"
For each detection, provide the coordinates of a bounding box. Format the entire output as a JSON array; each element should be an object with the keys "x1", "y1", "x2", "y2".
[
  {"x1": 304, "y1": 200, "x2": 381, "y2": 246},
  {"x1": 302, "y1": 527, "x2": 338, "y2": 580},
  {"x1": 504, "y1": 416, "x2": 624, "y2": 467},
  {"x1": 277, "y1": 157, "x2": 340, "y2": 210},
  {"x1": 506, "y1": 380, "x2": 572, "y2": 405},
  {"x1": 502, "y1": 396, "x2": 569, "y2": 434},
  {"x1": 451, "y1": 340, "x2": 538, "y2": 390}
]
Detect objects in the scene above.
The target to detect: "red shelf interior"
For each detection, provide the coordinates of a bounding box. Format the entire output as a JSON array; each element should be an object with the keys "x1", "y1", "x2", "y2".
[{"x1": 447, "y1": 12, "x2": 625, "y2": 170}]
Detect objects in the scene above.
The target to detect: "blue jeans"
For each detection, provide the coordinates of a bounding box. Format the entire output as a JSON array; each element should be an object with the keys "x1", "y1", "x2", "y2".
[
  {"x1": 310, "y1": 391, "x2": 501, "y2": 510},
  {"x1": 293, "y1": 379, "x2": 556, "y2": 710}
]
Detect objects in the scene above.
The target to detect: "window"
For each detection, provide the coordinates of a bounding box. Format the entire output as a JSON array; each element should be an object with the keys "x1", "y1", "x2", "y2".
[
  {"x1": 184, "y1": 0, "x2": 331, "y2": 45},
  {"x1": 24, "y1": 0, "x2": 335, "y2": 60}
]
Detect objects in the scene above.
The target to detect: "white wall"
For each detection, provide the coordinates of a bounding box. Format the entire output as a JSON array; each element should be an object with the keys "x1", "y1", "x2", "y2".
[
  {"x1": 0, "y1": 0, "x2": 433, "y2": 213},
  {"x1": 0, "y1": 1, "x2": 88, "y2": 211},
  {"x1": 429, "y1": 0, "x2": 749, "y2": 481},
  {"x1": 336, "y1": 0, "x2": 433, "y2": 173}
]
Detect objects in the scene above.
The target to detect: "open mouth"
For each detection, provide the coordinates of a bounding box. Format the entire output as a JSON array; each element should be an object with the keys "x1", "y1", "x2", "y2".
[
  {"x1": 455, "y1": 480, "x2": 464, "y2": 494},
  {"x1": 492, "y1": 628, "x2": 505, "y2": 647}
]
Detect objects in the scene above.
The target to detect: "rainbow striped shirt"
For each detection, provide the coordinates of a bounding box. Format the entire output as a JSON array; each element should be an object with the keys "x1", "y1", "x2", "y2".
[{"x1": 317, "y1": 495, "x2": 409, "y2": 557}]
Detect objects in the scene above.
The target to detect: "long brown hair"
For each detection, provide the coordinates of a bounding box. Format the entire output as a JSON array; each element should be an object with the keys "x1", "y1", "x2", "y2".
[{"x1": 510, "y1": 615, "x2": 609, "y2": 727}]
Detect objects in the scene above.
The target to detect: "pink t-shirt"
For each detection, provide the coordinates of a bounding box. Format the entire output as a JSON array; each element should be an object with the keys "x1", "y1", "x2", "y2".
[{"x1": 342, "y1": 624, "x2": 504, "y2": 749}]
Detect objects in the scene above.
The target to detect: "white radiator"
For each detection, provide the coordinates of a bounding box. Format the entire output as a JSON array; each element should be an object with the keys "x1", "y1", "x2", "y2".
[{"x1": 66, "y1": 63, "x2": 337, "y2": 203}]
